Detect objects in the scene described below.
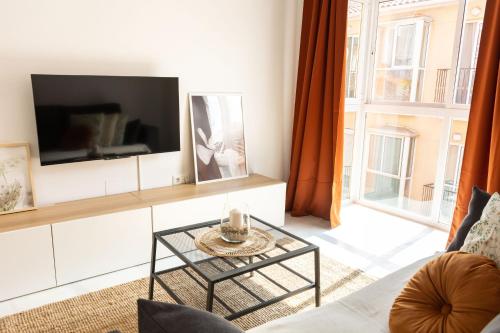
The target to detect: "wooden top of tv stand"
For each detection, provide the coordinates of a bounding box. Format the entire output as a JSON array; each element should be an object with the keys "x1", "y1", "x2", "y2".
[{"x1": 0, "y1": 174, "x2": 284, "y2": 234}]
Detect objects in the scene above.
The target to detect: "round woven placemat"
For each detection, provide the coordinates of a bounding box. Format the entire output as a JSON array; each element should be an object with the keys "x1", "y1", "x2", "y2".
[{"x1": 194, "y1": 227, "x2": 276, "y2": 257}]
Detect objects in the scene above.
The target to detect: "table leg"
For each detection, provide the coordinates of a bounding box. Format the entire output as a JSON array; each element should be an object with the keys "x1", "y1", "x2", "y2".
[
  {"x1": 148, "y1": 234, "x2": 158, "y2": 300},
  {"x1": 249, "y1": 256, "x2": 254, "y2": 277},
  {"x1": 206, "y1": 282, "x2": 214, "y2": 312},
  {"x1": 314, "y1": 248, "x2": 321, "y2": 307}
]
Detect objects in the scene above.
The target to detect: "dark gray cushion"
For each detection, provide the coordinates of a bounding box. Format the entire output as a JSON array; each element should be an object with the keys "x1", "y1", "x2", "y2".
[
  {"x1": 447, "y1": 186, "x2": 491, "y2": 252},
  {"x1": 137, "y1": 299, "x2": 244, "y2": 333}
]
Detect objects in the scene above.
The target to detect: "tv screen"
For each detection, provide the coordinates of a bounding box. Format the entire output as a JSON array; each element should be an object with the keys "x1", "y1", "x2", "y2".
[{"x1": 31, "y1": 74, "x2": 180, "y2": 166}]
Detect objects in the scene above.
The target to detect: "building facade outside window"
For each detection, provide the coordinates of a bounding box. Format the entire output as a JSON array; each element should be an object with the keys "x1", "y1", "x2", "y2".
[
  {"x1": 343, "y1": 0, "x2": 485, "y2": 229},
  {"x1": 373, "y1": 18, "x2": 430, "y2": 102}
]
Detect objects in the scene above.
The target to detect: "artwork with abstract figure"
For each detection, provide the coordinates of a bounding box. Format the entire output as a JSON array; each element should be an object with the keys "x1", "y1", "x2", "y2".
[
  {"x1": 0, "y1": 143, "x2": 36, "y2": 215},
  {"x1": 190, "y1": 94, "x2": 248, "y2": 183}
]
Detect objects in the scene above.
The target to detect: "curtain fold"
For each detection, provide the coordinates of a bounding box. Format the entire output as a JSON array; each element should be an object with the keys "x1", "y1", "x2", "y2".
[
  {"x1": 448, "y1": 0, "x2": 500, "y2": 244},
  {"x1": 286, "y1": 0, "x2": 348, "y2": 227}
]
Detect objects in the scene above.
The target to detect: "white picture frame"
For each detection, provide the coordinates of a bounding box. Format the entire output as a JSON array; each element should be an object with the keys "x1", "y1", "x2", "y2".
[
  {"x1": 189, "y1": 93, "x2": 249, "y2": 184},
  {"x1": 0, "y1": 143, "x2": 37, "y2": 215}
]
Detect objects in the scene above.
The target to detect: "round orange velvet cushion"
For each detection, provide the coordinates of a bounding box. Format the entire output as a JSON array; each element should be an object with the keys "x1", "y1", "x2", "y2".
[{"x1": 389, "y1": 252, "x2": 500, "y2": 333}]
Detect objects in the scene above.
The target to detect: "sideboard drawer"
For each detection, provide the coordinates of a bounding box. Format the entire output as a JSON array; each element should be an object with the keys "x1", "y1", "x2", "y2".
[
  {"x1": 0, "y1": 225, "x2": 56, "y2": 301},
  {"x1": 52, "y1": 208, "x2": 151, "y2": 285}
]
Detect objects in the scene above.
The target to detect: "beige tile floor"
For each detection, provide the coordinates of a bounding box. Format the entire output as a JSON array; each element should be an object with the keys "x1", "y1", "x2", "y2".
[{"x1": 286, "y1": 204, "x2": 448, "y2": 278}]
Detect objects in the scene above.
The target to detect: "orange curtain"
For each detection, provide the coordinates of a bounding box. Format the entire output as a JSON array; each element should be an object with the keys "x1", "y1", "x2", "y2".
[
  {"x1": 286, "y1": 0, "x2": 348, "y2": 227},
  {"x1": 448, "y1": 0, "x2": 500, "y2": 244}
]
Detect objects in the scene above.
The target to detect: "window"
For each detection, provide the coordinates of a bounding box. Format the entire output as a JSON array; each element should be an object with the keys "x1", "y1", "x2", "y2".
[
  {"x1": 343, "y1": 112, "x2": 357, "y2": 200},
  {"x1": 373, "y1": 19, "x2": 429, "y2": 102},
  {"x1": 343, "y1": 0, "x2": 363, "y2": 202},
  {"x1": 373, "y1": 0, "x2": 464, "y2": 104},
  {"x1": 438, "y1": 120, "x2": 467, "y2": 223},
  {"x1": 453, "y1": 0, "x2": 485, "y2": 105},
  {"x1": 361, "y1": 113, "x2": 444, "y2": 218},
  {"x1": 343, "y1": 128, "x2": 355, "y2": 199},
  {"x1": 346, "y1": 36, "x2": 360, "y2": 98},
  {"x1": 346, "y1": 0, "x2": 363, "y2": 99},
  {"x1": 362, "y1": 122, "x2": 420, "y2": 212},
  {"x1": 344, "y1": 0, "x2": 485, "y2": 229}
]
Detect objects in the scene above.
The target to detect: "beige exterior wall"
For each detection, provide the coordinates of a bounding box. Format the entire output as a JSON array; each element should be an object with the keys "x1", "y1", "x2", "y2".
[{"x1": 450, "y1": 119, "x2": 468, "y2": 145}]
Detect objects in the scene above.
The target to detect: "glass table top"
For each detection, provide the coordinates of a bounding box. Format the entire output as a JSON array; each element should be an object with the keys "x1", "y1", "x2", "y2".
[{"x1": 155, "y1": 217, "x2": 317, "y2": 281}]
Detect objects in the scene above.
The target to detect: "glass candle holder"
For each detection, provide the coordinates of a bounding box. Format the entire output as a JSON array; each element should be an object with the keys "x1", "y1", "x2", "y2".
[{"x1": 220, "y1": 201, "x2": 250, "y2": 243}]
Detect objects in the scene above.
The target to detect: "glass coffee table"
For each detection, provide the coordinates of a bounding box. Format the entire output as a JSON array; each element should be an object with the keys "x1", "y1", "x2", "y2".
[{"x1": 148, "y1": 216, "x2": 320, "y2": 320}]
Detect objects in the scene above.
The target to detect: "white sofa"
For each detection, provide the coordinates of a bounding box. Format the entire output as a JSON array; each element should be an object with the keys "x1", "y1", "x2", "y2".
[
  {"x1": 249, "y1": 253, "x2": 500, "y2": 333},
  {"x1": 248, "y1": 255, "x2": 436, "y2": 333}
]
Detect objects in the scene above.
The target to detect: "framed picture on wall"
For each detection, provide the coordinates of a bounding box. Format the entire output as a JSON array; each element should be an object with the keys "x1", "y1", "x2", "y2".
[
  {"x1": 0, "y1": 143, "x2": 36, "y2": 215},
  {"x1": 189, "y1": 93, "x2": 248, "y2": 184}
]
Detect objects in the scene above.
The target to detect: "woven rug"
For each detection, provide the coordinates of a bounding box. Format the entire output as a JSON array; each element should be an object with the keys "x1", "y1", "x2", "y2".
[{"x1": 0, "y1": 253, "x2": 375, "y2": 333}]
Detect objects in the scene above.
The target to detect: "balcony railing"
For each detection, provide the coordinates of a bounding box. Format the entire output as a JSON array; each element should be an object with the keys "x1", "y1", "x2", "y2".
[
  {"x1": 343, "y1": 165, "x2": 352, "y2": 199},
  {"x1": 434, "y1": 68, "x2": 476, "y2": 104},
  {"x1": 455, "y1": 67, "x2": 476, "y2": 104},
  {"x1": 434, "y1": 68, "x2": 449, "y2": 103},
  {"x1": 421, "y1": 181, "x2": 458, "y2": 203}
]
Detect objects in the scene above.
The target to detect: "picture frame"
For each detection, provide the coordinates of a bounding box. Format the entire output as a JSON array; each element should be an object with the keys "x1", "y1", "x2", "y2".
[
  {"x1": 0, "y1": 143, "x2": 36, "y2": 215},
  {"x1": 189, "y1": 93, "x2": 249, "y2": 184}
]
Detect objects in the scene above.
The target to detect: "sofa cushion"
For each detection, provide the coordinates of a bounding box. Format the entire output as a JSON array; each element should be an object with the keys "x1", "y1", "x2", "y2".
[
  {"x1": 389, "y1": 252, "x2": 500, "y2": 333},
  {"x1": 137, "y1": 299, "x2": 243, "y2": 333},
  {"x1": 447, "y1": 186, "x2": 491, "y2": 252},
  {"x1": 461, "y1": 192, "x2": 500, "y2": 267}
]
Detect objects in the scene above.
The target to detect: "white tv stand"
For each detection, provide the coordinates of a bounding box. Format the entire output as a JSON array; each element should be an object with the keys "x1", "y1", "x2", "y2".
[{"x1": 0, "y1": 174, "x2": 286, "y2": 301}]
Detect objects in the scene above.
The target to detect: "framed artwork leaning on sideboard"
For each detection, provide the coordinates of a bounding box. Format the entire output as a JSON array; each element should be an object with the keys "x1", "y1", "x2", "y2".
[
  {"x1": 189, "y1": 93, "x2": 248, "y2": 184},
  {"x1": 0, "y1": 143, "x2": 36, "y2": 215}
]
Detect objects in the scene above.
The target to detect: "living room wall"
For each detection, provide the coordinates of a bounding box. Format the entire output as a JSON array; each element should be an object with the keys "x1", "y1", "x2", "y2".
[{"x1": 0, "y1": 0, "x2": 299, "y2": 206}]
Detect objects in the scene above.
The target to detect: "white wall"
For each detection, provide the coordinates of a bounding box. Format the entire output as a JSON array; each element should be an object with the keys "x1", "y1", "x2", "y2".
[
  {"x1": 282, "y1": 0, "x2": 303, "y2": 181},
  {"x1": 0, "y1": 0, "x2": 299, "y2": 206}
]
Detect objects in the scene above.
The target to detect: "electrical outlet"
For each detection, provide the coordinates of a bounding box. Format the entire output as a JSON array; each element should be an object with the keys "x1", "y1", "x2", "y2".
[
  {"x1": 172, "y1": 175, "x2": 184, "y2": 185},
  {"x1": 172, "y1": 174, "x2": 191, "y2": 185}
]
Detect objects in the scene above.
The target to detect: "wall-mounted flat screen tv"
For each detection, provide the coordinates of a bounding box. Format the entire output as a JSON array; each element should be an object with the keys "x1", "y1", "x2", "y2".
[{"x1": 31, "y1": 74, "x2": 180, "y2": 166}]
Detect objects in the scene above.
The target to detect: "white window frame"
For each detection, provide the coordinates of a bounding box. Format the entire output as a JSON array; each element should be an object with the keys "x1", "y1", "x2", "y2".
[
  {"x1": 345, "y1": 0, "x2": 366, "y2": 107},
  {"x1": 452, "y1": 20, "x2": 483, "y2": 105},
  {"x1": 342, "y1": 128, "x2": 356, "y2": 201},
  {"x1": 372, "y1": 17, "x2": 431, "y2": 103},
  {"x1": 343, "y1": 0, "x2": 479, "y2": 231},
  {"x1": 346, "y1": 35, "x2": 361, "y2": 100},
  {"x1": 361, "y1": 130, "x2": 416, "y2": 210}
]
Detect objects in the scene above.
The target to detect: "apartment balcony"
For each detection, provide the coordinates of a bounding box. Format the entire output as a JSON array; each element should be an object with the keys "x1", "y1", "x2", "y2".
[
  {"x1": 421, "y1": 181, "x2": 458, "y2": 221},
  {"x1": 433, "y1": 68, "x2": 476, "y2": 104}
]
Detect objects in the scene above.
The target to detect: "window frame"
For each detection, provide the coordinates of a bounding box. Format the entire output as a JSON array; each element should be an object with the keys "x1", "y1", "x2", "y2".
[
  {"x1": 452, "y1": 20, "x2": 483, "y2": 104},
  {"x1": 346, "y1": 35, "x2": 361, "y2": 99},
  {"x1": 343, "y1": 0, "x2": 480, "y2": 230},
  {"x1": 372, "y1": 16, "x2": 431, "y2": 103},
  {"x1": 361, "y1": 129, "x2": 417, "y2": 210}
]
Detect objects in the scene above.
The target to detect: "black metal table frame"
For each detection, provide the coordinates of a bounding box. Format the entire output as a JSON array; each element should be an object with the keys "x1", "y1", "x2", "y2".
[{"x1": 148, "y1": 215, "x2": 320, "y2": 320}]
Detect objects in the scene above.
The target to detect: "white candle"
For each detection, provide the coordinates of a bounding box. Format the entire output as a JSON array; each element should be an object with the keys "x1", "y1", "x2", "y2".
[{"x1": 229, "y1": 208, "x2": 243, "y2": 229}]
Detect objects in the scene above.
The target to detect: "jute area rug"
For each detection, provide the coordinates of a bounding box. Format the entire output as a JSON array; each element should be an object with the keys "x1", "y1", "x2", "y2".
[{"x1": 0, "y1": 252, "x2": 375, "y2": 333}]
